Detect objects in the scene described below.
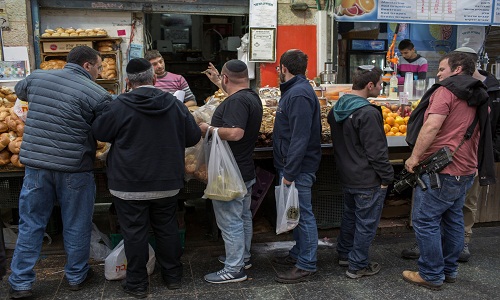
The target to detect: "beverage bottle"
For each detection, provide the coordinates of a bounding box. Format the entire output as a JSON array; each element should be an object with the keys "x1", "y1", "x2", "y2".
[{"x1": 389, "y1": 73, "x2": 398, "y2": 99}]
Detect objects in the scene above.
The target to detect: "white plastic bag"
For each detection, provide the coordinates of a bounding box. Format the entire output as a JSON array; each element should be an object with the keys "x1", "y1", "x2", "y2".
[
  {"x1": 203, "y1": 128, "x2": 246, "y2": 201},
  {"x1": 89, "y1": 223, "x2": 112, "y2": 261},
  {"x1": 104, "y1": 240, "x2": 156, "y2": 280},
  {"x1": 12, "y1": 98, "x2": 29, "y2": 122},
  {"x1": 275, "y1": 182, "x2": 300, "y2": 234}
]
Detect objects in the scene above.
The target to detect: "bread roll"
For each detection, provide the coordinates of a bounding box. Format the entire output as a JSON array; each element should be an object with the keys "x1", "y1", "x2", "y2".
[
  {"x1": 0, "y1": 132, "x2": 9, "y2": 150},
  {"x1": 16, "y1": 123, "x2": 24, "y2": 137},
  {"x1": 56, "y1": 28, "x2": 65, "y2": 33},
  {"x1": 65, "y1": 28, "x2": 75, "y2": 33},
  {"x1": 45, "y1": 29, "x2": 55, "y2": 34},
  {"x1": 6, "y1": 94, "x2": 17, "y2": 102},
  {"x1": 98, "y1": 41, "x2": 113, "y2": 47},
  {"x1": 0, "y1": 149, "x2": 10, "y2": 166},
  {"x1": 98, "y1": 46, "x2": 113, "y2": 52},
  {"x1": 41, "y1": 33, "x2": 52, "y2": 37},
  {"x1": 52, "y1": 32, "x2": 61, "y2": 37},
  {"x1": 78, "y1": 32, "x2": 88, "y2": 37},
  {"x1": 0, "y1": 122, "x2": 7, "y2": 133},
  {"x1": 0, "y1": 87, "x2": 13, "y2": 95},
  {"x1": 76, "y1": 28, "x2": 85, "y2": 33},
  {"x1": 0, "y1": 112, "x2": 8, "y2": 122},
  {"x1": 8, "y1": 137, "x2": 22, "y2": 154},
  {"x1": 70, "y1": 33, "x2": 79, "y2": 37},
  {"x1": 60, "y1": 32, "x2": 70, "y2": 37},
  {"x1": 87, "y1": 32, "x2": 97, "y2": 36},
  {"x1": 10, "y1": 154, "x2": 24, "y2": 168},
  {"x1": 97, "y1": 31, "x2": 107, "y2": 36}
]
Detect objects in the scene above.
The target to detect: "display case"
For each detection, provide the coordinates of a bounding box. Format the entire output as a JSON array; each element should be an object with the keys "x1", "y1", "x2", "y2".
[{"x1": 39, "y1": 37, "x2": 123, "y2": 93}]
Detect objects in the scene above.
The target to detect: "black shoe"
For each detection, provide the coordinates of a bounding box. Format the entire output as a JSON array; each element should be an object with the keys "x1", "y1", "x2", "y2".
[
  {"x1": 401, "y1": 243, "x2": 420, "y2": 259},
  {"x1": 272, "y1": 255, "x2": 297, "y2": 266},
  {"x1": 165, "y1": 281, "x2": 181, "y2": 290},
  {"x1": 68, "y1": 268, "x2": 94, "y2": 291},
  {"x1": 9, "y1": 287, "x2": 33, "y2": 299},
  {"x1": 121, "y1": 279, "x2": 148, "y2": 299},
  {"x1": 275, "y1": 266, "x2": 316, "y2": 284}
]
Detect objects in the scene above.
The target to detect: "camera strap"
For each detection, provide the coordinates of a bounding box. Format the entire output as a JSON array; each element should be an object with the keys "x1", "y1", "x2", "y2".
[{"x1": 452, "y1": 112, "x2": 479, "y2": 156}]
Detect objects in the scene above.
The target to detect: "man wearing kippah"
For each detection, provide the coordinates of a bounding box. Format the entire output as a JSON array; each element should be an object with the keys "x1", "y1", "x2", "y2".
[
  {"x1": 401, "y1": 46, "x2": 500, "y2": 263},
  {"x1": 92, "y1": 58, "x2": 201, "y2": 297},
  {"x1": 9, "y1": 46, "x2": 112, "y2": 299},
  {"x1": 199, "y1": 59, "x2": 263, "y2": 283},
  {"x1": 271, "y1": 49, "x2": 322, "y2": 283}
]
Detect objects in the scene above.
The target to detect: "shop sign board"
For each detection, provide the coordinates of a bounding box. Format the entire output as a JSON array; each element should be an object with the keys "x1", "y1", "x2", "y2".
[
  {"x1": 249, "y1": 28, "x2": 276, "y2": 62},
  {"x1": 334, "y1": 0, "x2": 500, "y2": 26},
  {"x1": 42, "y1": 41, "x2": 93, "y2": 53},
  {"x1": 249, "y1": 0, "x2": 277, "y2": 28}
]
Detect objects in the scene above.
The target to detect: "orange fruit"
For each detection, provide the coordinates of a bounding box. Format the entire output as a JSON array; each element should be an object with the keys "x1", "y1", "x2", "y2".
[
  {"x1": 357, "y1": 0, "x2": 375, "y2": 12},
  {"x1": 390, "y1": 126, "x2": 399, "y2": 134},
  {"x1": 395, "y1": 132, "x2": 404, "y2": 136},
  {"x1": 399, "y1": 125, "x2": 407, "y2": 133},
  {"x1": 382, "y1": 108, "x2": 391, "y2": 114},
  {"x1": 385, "y1": 116, "x2": 395, "y2": 126},
  {"x1": 386, "y1": 131, "x2": 395, "y2": 136},
  {"x1": 384, "y1": 124, "x2": 391, "y2": 133},
  {"x1": 382, "y1": 112, "x2": 388, "y2": 119},
  {"x1": 395, "y1": 116, "x2": 405, "y2": 126}
]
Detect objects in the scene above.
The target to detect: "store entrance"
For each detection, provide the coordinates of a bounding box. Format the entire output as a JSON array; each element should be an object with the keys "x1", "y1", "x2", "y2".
[{"x1": 145, "y1": 14, "x2": 247, "y2": 105}]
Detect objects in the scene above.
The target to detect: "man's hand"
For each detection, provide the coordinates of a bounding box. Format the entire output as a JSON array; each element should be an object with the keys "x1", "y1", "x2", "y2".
[
  {"x1": 405, "y1": 155, "x2": 419, "y2": 173},
  {"x1": 203, "y1": 62, "x2": 221, "y2": 87},
  {"x1": 283, "y1": 177, "x2": 292, "y2": 186},
  {"x1": 199, "y1": 122, "x2": 210, "y2": 136}
]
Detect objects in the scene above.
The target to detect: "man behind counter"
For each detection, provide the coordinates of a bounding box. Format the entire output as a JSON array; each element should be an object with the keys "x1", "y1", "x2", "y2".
[
  {"x1": 144, "y1": 50, "x2": 197, "y2": 107},
  {"x1": 397, "y1": 39, "x2": 428, "y2": 85}
]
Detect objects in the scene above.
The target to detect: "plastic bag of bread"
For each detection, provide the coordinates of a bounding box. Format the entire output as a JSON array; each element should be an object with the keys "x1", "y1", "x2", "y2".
[
  {"x1": 0, "y1": 149, "x2": 11, "y2": 166},
  {"x1": 184, "y1": 137, "x2": 207, "y2": 183},
  {"x1": 13, "y1": 98, "x2": 29, "y2": 122},
  {"x1": 96, "y1": 141, "x2": 111, "y2": 161}
]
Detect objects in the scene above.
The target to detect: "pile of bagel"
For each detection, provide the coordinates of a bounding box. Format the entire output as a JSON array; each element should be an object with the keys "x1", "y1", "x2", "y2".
[
  {"x1": 41, "y1": 27, "x2": 108, "y2": 38},
  {"x1": 0, "y1": 87, "x2": 24, "y2": 168}
]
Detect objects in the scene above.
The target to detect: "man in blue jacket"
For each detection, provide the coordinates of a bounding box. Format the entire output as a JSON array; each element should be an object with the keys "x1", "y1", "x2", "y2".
[
  {"x1": 328, "y1": 65, "x2": 393, "y2": 279},
  {"x1": 272, "y1": 49, "x2": 322, "y2": 283},
  {"x1": 9, "y1": 46, "x2": 112, "y2": 299},
  {"x1": 92, "y1": 58, "x2": 201, "y2": 297}
]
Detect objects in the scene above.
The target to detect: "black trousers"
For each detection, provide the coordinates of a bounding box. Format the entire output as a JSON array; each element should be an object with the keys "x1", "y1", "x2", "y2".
[
  {"x1": 113, "y1": 195, "x2": 183, "y2": 290},
  {"x1": 0, "y1": 224, "x2": 6, "y2": 280}
]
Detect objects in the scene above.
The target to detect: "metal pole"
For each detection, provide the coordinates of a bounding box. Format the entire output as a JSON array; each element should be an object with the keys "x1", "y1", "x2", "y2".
[{"x1": 31, "y1": 0, "x2": 41, "y2": 69}]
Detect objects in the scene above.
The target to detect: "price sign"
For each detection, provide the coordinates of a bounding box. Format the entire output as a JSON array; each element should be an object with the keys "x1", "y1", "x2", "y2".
[{"x1": 399, "y1": 91, "x2": 409, "y2": 105}]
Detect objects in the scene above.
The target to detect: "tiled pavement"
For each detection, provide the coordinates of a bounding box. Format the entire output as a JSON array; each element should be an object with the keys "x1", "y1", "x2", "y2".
[{"x1": 0, "y1": 226, "x2": 499, "y2": 299}]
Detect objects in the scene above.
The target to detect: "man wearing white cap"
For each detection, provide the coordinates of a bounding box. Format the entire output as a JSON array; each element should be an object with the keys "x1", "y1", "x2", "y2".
[{"x1": 401, "y1": 47, "x2": 500, "y2": 263}]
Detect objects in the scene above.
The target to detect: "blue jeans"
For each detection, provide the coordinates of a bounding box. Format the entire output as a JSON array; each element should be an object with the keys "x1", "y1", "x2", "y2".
[
  {"x1": 212, "y1": 179, "x2": 255, "y2": 272},
  {"x1": 412, "y1": 173, "x2": 474, "y2": 285},
  {"x1": 337, "y1": 186, "x2": 386, "y2": 271},
  {"x1": 278, "y1": 171, "x2": 318, "y2": 272},
  {"x1": 9, "y1": 167, "x2": 95, "y2": 291}
]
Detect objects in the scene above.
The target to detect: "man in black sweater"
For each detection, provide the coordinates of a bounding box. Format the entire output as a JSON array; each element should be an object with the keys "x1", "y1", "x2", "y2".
[{"x1": 92, "y1": 58, "x2": 201, "y2": 298}]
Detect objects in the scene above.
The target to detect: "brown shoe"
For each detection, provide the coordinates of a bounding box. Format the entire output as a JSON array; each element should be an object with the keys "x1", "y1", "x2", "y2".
[
  {"x1": 275, "y1": 266, "x2": 316, "y2": 284},
  {"x1": 402, "y1": 270, "x2": 443, "y2": 291},
  {"x1": 272, "y1": 255, "x2": 297, "y2": 266}
]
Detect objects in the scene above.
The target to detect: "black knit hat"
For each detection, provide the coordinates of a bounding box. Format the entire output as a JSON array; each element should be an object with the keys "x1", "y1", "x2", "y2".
[{"x1": 126, "y1": 58, "x2": 152, "y2": 74}]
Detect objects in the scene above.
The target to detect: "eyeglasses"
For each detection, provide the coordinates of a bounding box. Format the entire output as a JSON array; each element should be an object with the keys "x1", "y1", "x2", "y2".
[
  {"x1": 357, "y1": 65, "x2": 375, "y2": 71},
  {"x1": 90, "y1": 63, "x2": 103, "y2": 72}
]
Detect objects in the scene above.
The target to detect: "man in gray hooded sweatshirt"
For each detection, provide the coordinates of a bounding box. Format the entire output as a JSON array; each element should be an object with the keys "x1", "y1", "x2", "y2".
[{"x1": 327, "y1": 65, "x2": 394, "y2": 279}]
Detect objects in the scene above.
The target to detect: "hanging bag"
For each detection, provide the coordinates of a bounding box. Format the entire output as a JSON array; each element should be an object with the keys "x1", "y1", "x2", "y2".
[
  {"x1": 203, "y1": 128, "x2": 247, "y2": 201},
  {"x1": 275, "y1": 182, "x2": 300, "y2": 234}
]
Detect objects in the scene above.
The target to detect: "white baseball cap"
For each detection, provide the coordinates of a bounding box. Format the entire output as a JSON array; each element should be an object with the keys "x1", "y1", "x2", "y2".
[{"x1": 453, "y1": 47, "x2": 477, "y2": 54}]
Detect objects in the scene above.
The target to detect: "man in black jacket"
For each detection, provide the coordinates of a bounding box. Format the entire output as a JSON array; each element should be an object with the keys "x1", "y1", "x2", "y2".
[
  {"x1": 92, "y1": 58, "x2": 201, "y2": 298},
  {"x1": 328, "y1": 65, "x2": 393, "y2": 279}
]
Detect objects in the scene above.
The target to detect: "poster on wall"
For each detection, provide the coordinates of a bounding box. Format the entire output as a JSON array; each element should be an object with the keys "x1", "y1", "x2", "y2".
[
  {"x1": 334, "y1": 0, "x2": 495, "y2": 25},
  {"x1": 456, "y1": 25, "x2": 485, "y2": 52},
  {"x1": 249, "y1": 28, "x2": 276, "y2": 62},
  {"x1": 249, "y1": 0, "x2": 278, "y2": 28}
]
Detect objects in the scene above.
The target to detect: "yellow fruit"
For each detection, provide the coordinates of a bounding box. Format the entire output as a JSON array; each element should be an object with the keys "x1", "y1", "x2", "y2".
[
  {"x1": 404, "y1": 116, "x2": 410, "y2": 124},
  {"x1": 395, "y1": 116, "x2": 405, "y2": 126},
  {"x1": 391, "y1": 127, "x2": 399, "y2": 134}
]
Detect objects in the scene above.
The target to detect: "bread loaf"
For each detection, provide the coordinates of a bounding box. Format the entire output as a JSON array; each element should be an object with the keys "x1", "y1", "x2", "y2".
[
  {"x1": 98, "y1": 46, "x2": 113, "y2": 52},
  {"x1": 10, "y1": 154, "x2": 24, "y2": 168},
  {"x1": 0, "y1": 132, "x2": 9, "y2": 151},
  {"x1": 8, "y1": 137, "x2": 22, "y2": 154},
  {"x1": 0, "y1": 149, "x2": 10, "y2": 166}
]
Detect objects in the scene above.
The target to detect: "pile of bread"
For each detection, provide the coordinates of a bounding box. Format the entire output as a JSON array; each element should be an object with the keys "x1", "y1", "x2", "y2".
[
  {"x1": 0, "y1": 87, "x2": 24, "y2": 168},
  {"x1": 40, "y1": 59, "x2": 66, "y2": 70},
  {"x1": 41, "y1": 27, "x2": 108, "y2": 38},
  {"x1": 100, "y1": 56, "x2": 117, "y2": 80}
]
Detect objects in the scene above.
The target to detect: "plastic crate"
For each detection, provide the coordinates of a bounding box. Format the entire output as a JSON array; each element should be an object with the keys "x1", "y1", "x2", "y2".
[
  {"x1": 0, "y1": 177, "x2": 23, "y2": 208},
  {"x1": 110, "y1": 229, "x2": 186, "y2": 250},
  {"x1": 250, "y1": 167, "x2": 274, "y2": 218}
]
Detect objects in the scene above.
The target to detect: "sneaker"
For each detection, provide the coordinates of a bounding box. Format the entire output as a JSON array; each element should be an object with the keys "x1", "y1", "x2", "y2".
[
  {"x1": 401, "y1": 243, "x2": 420, "y2": 259},
  {"x1": 458, "y1": 243, "x2": 471, "y2": 262},
  {"x1": 68, "y1": 268, "x2": 94, "y2": 291},
  {"x1": 402, "y1": 270, "x2": 443, "y2": 290},
  {"x1": 204, "y1": 268, "x2": 247, "y2": 284},
  {"x1": 444, "y1": 275, "x2": 457, "y2": 283},
  {"x1": 8, "y1": 288, "x2": 33, "y2": 299},
  {"x1": 121, "y1": 279, "x2": 148, "y2": 298},
  {"x1": 218, "y1": 255, "x2": 252, "y2": 269},
  {"x1": 346, "y1": 262, "x2": 381, "y2": 279},
  {"x1": 338, "y1": 256, "x2": 349, "y2": 267},
  {"x1": 272, "y1": 255, "x2": 297, "y2": 266}
]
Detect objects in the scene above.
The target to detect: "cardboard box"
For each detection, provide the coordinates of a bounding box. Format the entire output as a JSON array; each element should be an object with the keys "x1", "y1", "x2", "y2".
[{"x1": 42, "y1": 41, "x2": 93, "y2": 53}]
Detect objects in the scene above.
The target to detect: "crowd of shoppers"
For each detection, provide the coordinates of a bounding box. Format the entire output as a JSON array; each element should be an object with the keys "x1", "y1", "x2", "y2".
[{"x1": 1, "y1": 44, "x2": 497, "y2": 299}]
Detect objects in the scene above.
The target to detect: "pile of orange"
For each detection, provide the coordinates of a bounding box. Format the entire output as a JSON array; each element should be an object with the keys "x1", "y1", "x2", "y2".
[{"x1": 381, "y1": 106, "x2": 409, "y2": 136}]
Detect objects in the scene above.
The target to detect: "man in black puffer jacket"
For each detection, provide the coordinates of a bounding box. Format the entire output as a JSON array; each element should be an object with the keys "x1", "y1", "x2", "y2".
[
  {"x1": 92, "y1": 58, "x2": 201, "y2": 297},
  {"x1": 9, "y1": 46, "x2": 112, "y2": 299}
]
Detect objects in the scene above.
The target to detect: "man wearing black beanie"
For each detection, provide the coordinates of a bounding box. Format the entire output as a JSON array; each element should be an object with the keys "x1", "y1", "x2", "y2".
[
  {"x1": 199, "y1": 59, "x2": 263, "y2": 283},
  {"x1": 92, "y1": 58, "x2": 201, "y2": 297}
]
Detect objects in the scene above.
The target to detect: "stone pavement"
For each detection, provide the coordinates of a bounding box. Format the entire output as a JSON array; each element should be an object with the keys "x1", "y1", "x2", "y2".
[{"x1": 0, "y1": 226, "x2": 499, "y2": 300}]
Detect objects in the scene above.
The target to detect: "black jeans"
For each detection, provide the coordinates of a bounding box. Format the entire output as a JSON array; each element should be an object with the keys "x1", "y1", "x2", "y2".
[
  {"x1": 114, "y1": 195, "x2": 183, "y2": 290},
  {"x1": 0, "y1": 224, "x2": 6, "y2": 280}
]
